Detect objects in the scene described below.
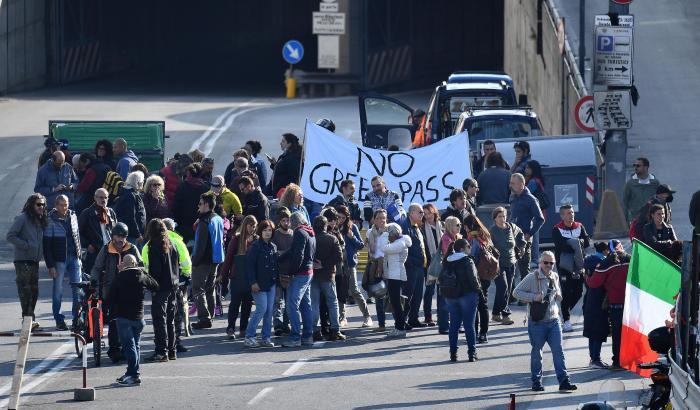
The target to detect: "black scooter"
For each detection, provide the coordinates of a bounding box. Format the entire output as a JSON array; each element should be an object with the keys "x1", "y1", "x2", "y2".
[{"x1": 638, "y1": 326, "x2": 673, "y2": 410}]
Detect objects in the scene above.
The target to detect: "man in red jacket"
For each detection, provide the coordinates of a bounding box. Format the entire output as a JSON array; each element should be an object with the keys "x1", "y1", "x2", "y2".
[{"x1": 586, "y1": 240, "x2": 630, "y2": 370}]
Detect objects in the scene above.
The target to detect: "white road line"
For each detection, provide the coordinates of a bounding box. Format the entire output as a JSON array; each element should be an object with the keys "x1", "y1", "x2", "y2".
[
  {"x1": 247, "y1": 387, "x2": 274, "y2": 406},
  {"x1": 7, "y1": 163, "x2": 21, "y2": 170},
  {"x1": 0, "y1": 341, "x2": 73, "y2": 398},
  {"x1": 0, "y1": 354, "x2": 75, "y2": 408},
  {"x1": 0, "y1": 173, "x2": 7, "y2": 182},
  {"x1": 282, "y1": 358, "x2": 308, "y2": 377},
  {"x1": 189, "y1": 107, "x2": 238, "y2": 153},
  {"x1": 202, "y1": 104, "x2": 263, "y2": 156}
]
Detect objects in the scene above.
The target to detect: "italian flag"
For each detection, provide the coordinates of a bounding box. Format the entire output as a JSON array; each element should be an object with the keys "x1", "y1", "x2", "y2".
[{"x1": 620, "y1": 240, "x2": 681, "y2": 376}]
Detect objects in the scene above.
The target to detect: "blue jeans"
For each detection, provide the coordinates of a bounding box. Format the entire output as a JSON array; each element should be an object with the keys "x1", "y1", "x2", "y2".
[
  {"x1": 53, "y1": 254, "x2": 82, "y2": 325},
  {"x1": 273, "y1": 285, "x2": 288, "y2": 329},
  {"x1": 311, "y1": 280, "x2": 340, "y2": 332},
  {"x1": 527, "y1": 319, "x2": 570, "y2": 384},
  {"x1": 446, "y1": 292, "x2": 479, "y2": 353},
  {"x1": 375, "y1": 296, "x2": 386, "y2": 327},
  {"x1": 493, "y1": 265, "x2": 514, "y2": 317},
  {"x1": 423, "y1": 282, "x2": 435, "y2": 319},
  {"x1": 285, "y1": 274, "x2": 313, "y2": 341},
  {"x1": 531, "y1": 230, "x2": 540, "y2": 264},
  {"x1": 116, "y1": 318, "x2": 145, "y2": 377},
  {"x1": 246, "y1": 285, "x2": 276, "y2": 340},
  {"x1": 403, "y1": 265, "x2": 425, "y2": 324}
]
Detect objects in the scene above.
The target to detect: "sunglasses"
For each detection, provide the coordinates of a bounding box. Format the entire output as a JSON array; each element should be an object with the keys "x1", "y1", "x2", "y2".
[
  {"x1": 35, "y1": 203, "x2": 46, "y2": 208},
  {"x1": 542, "y1": 261, "x2": 555, "y2": 266},
  {"x1": 633, "y1": 164, "x2": 644, "y2": 168}
]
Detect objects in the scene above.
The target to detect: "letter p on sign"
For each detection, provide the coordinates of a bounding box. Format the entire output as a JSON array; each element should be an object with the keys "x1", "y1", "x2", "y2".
[{"x1": 597, "y1": 35, "x2": 614, "y2": 52}]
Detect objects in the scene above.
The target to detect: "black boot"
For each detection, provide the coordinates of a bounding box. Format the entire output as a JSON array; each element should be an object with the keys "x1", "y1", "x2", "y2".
[
  {"x1": 450, "y1": 349, "x2": 457, "y2": 362},
  {"x1": 468, "y1": 351, "x2": 477, "y2": 362}
]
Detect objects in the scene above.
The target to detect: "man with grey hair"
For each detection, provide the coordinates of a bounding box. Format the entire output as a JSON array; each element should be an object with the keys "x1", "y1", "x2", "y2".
[
  {"x1": 43, "y1": 194, "x2": 82, "y2": 330},
  {"x1": 114, "y1": 138, "x2": 139, "y2": 180},
  {"x1": 35, "y1": 150, "x2": 78, "y2": 208},
  {"x1": 514, "y1": 250, "x2": 577, "y2": 392},
  {"x1": 509, "y1": 173, "x2": 544, "y2": 284},
  {"x1": 279, "y1": 211, "x2": 316, "y2": 347},
  {"x1": 400, "y1": 203, "x2": 429, "y2": 329},
  {"x1": 229, "y1": 157, "x2": 260, "y2": 195},
  {"x1": 114, "y1": 171, "x2": 146, "y2": 245}
]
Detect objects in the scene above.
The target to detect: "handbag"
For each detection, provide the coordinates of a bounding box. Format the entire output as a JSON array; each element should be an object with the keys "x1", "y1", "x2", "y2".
[
  {"x1": 476, "y1": 244, "x2": 500, "y2": 281},
  {"x1": 529, "y1": 273, "x2": 554, "y2": 321},
  {"x1": 427, "y1": 249, "x2": 442, "y2": 282}
]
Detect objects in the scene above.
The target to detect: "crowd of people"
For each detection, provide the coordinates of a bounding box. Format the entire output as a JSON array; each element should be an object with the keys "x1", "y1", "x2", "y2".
[{"x1": 4, "y1": 130, "x2": 685, "y2": 391}]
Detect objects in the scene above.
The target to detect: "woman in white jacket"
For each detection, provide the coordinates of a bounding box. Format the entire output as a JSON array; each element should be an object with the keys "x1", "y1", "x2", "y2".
[
  {"x1": 382, "y1": 223, "x2": 412, "y2": 338},
  {"x1": 366, "y1": 209, "x2": 389, "y2": 331}
]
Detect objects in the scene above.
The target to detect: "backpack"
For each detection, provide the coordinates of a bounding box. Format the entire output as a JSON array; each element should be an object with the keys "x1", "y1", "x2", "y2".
[
  {"x1": 102, "y1": 171, "x2": 124, "y2": 201},
  {"x1": 477, "y1": 243, "x2": 500, "y2": 281},
  {"x1": 438, "y1": 263, "x2": 461, "y2": 299}
]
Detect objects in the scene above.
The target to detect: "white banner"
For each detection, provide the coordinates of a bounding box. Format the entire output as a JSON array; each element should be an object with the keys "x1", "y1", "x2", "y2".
[{"x1": 300, "y1": 123, "x2": 471, "y2": 209}]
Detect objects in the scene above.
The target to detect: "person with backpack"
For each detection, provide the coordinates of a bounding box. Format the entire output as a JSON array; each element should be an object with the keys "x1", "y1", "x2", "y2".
[
  {"x1": 489, "y1": 207, "x2": 525, "y2": 326},
  {"x1": 513, "y1": 251, "x2": 577, "y2": 392},
  {"x1": 113, "y1": 171, "x2": 147, "y2": 247},
  {"x1": 114, "y1": 138, "x2": 139, "y2": 180},
  {"x1": 582, "y1": 241, "x2": 611, "y2": 369},
  {"x1": 465, "y1": 214, "x2": 497, "y2": 344},
  {"x1": 441, "y1": 238, "x2": 481, "y2": 362},
  {"x1": 382, "y1": 223, "x2": 412, "y2": 339},
  {"x1": 438, "y1": 216, "x2": 463, "y2": 334}
]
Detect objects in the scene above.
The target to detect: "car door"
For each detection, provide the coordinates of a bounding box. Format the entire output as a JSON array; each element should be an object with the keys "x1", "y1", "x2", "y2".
[{"x1": 358, "y1": 93, "x2": 416, "y2": 149}]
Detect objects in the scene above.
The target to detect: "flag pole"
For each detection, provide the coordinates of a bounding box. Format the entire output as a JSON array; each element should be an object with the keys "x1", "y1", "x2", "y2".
[{"x1": 298, "y1": 119, "x2": 308, "y2": 187}]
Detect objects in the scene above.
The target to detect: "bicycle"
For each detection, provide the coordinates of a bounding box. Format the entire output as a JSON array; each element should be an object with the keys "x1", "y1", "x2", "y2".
[{"x1": 71, "y1": 280, "x2": 104, "y2": 367}]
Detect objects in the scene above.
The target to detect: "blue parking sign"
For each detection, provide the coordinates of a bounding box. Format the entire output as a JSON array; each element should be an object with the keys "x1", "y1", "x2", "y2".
[
  {"x1": 597, "y1": 35, "x2": 614, "y2": 52},
  {"x1": 283, "y1": 40, "x2": 304, "y2": 65}
]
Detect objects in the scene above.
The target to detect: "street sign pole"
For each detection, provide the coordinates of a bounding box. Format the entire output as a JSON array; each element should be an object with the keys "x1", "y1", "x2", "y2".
[{"x1": 603, "y1": 0, "x2": 631, "y2": 197}]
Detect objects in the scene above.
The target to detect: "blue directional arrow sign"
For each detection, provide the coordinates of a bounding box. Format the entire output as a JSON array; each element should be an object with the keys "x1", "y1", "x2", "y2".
[{"x1": 282, "y1": 40, "x2": 304, "y2": 65}]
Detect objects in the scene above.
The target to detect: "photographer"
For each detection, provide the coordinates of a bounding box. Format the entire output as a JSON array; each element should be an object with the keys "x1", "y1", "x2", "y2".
[{"x1": 514, "y1": 251, "x2": 576, "y2": 393}]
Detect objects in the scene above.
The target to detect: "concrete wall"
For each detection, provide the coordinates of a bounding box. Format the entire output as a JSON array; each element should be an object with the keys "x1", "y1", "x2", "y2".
[
  {"x1": 0, "y1": 0, "x2": 47, "y2": 94},
  {"x1": 504, "y1": 0, "x2": 586, "y2": 135}
]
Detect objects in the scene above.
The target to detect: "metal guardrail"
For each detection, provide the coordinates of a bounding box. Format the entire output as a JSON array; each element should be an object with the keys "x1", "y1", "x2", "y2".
[{"x1": 670, "y1": 354, "x2": 700, "y2": 409}]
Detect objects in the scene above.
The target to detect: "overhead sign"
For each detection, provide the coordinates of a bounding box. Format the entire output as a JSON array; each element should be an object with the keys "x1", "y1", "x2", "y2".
[
  {"x1": 594, "y1": 14, "x2": 634, "y2": 27},
  {"x1": 594, "y1": 90, "x2": 632, "y2": 130},
  {"x1": 312, "y1": 12, "x2": 346, "y2": 35},
  {"x1": 300, "y1": 123, "x2": 470, "y2": 209},
  {"x1": 574, "y1": 96, "x2": 595, "y2": 133},
  {"x1": 282, "y1": 40, "x2": 304, "y2": 65},
  {"x1": 320, "y1": 3, "x2": 338, "y2": 12},
  {"x1": 594, "y1": 26, "x2": 633, "y2": 86},
  {"x1": 318, "y1": 35, "x2": 340, "y2": 69}
]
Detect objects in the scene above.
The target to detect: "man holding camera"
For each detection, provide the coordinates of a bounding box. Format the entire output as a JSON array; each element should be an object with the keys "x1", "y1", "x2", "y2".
[{"x1": 514, "y1": 251, "x2": 576, "y2": 393}]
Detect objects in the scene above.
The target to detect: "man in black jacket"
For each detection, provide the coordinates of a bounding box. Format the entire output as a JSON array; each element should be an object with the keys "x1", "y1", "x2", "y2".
[
  {"x1": 327, "y1": 179, "x2": 362, "y2": 225},
  {"x1": 400, "y1": 204, "x2": 429, "y2": 329},
  {"x1": 552, "y1": 204, "x2": 589, "y2": 333},
  {"x1": 239, "y1": 176, "x2": 269, "y2": 222},
  {"x1": 441, "y1": 189, "x2": 470, "y2": 235},
  {"x1": 310, "y1": 216, "x2": 345, "y2": 342},
  {"x1": 78, "y1": 188, "x2": 117, "y2": 274},
  {"x1": 110, "y1": 254, "x2": 159, "y2": 386}
]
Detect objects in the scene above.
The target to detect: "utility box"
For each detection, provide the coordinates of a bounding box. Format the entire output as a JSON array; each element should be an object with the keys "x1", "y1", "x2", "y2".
[{"x1": 480, "y1": 135, "x2": 601, "y2": 246}]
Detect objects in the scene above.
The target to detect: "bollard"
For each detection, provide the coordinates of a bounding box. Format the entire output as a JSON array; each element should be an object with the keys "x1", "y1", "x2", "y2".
[
  {"x1": 286, "y1": 77, "x2": 297, "y2": 99},
  {"x1": 73, "y1": 334, "x2": 95, "y2": 401},
  {"x1": 508, "y1": 393, "x2": 515, "y2": 410}
]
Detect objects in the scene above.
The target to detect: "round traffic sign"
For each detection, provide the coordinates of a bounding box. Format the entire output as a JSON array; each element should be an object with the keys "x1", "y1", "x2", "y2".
[
  {"x1": 575, "y1": 95, "x2": 595, "y2": 133},
  {"x1": 612, "y1": 0, "x2": 633, "y2": 4},
  {"x1": 282, "y1": 40, "x2": 304, "y2": 65}
]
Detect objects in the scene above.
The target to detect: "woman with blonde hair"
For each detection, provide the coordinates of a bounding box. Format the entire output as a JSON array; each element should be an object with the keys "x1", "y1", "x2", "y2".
[
  {"x1": 464, "y1": 213, "x2": 495, "y2": 344},
  {"x1": 279, "y1": 183, "x2": 310, "y2": 223},
  {"x1": 421, "y1": 203, "x2": 444, "y2": 326},
  {"x1": 114, "y1": 170, "x2": 146, "y2": 246},
  {"x1": 143, "y1": 175, "x2": 170, "y2": 222},
  {"x1": 219, "y1": 215, "x2": 257, "y2": 339}
]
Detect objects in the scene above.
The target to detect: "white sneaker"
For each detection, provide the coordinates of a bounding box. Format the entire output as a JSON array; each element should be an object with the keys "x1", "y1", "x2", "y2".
[
  {"x1": 385, "y1": 328, "x2": 407, "y2": 338},
  {"x1": 339, "y1": 318, "x2": 348, "y2": 328},
  {"x1": 362, "y1": 317, "x2": 373, "y2": 328},
  {"x1": 244, "y1": 337, "x2": 260, "y2": 348},
  {"x1": 259, "y1": 339, "x2": 275, "y2": 348},
  {"x1": 562, "y1": 320, "x2": 574, "y2": 333}
]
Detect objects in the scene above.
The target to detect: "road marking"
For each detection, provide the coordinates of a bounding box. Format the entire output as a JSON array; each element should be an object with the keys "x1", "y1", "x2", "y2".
[
  {"x1": 7, "y1": 163, "x2": 21, "y2": 170},
  {"x1": 282, "y1": 358, "x2": 308, "y2": 377},
  {"x1": 202, "y1": 104, "x2": 264, "y2": 156},
  {"x1": 0, "y1": 173, "x2": 7, "y2": 182},
  {"x1": 0, "y1": 341, "x2": 73, "y2": 398},
  {"x1": 0, "y1": 354, "x2": 75, "y2": 408},
  {"x1": 189, "y1": 107, "x2": 238, "y2": 153},
  {"x1": 247, "y1": 387, "x2": 274, "y2": 405}
]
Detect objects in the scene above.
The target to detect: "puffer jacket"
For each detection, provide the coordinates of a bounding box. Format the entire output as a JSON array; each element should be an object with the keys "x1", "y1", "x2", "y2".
[
  {"x1": 6, "y1": 213, "x2": 44, "y2": 263},
  {"x1": 382, "y1": 234, "x2": 412, "y2": 281},
  {"x1": 43, "y1": 209, "x2": 81, "y2": 268},
  {"x1": 443, "y1": 252, "x2": 481, "y2": 295},
  {"x1": 34, "y1": 159, "x2": 78, "y2": 208},
  {"x1": 113, "y1": 187, "x2": 146, "y2": 239}
]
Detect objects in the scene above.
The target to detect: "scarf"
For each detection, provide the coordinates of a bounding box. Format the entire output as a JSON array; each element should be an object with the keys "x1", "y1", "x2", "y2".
[
  {"x1": 423, "y1": 222, "x2": 444, "y2": 257},
  {"x1": 96, "y1": 205, "x2": 109, "y2": 224}
]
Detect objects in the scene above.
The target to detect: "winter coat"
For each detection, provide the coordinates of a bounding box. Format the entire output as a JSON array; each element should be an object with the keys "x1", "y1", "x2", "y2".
[
  {"x1": 43, "y1": 209, "x2": 81, "y2": 268},
  {"x1": 327, "y1": 194, "x2": 362, "y2": 223},
  {"x1": 250, "y1": 155, "x2": 269, "y2": 188},
  {"x1": 143, "y1": 193, "x2": 170, "y2": 222},
  {"x1": 216, "y1": 187, "x2": 242, "y2": 217},
  {"x1": 635, "y1": 195, "x2": 672, "y2": 229},
  {"x1": 241, "y1": 188, "x2": 269, "y2": 223},
  {"x1": 313, "y1": 230, "x2": 343, "y2": 282},
  {"x1": 109, "y1": 267, "x2": 159, "y2": 321},
  {"x1": 159, "y1": 165, "x2": 179, "y2": 210},
  {"x1": 142, "y1": 230, "x2": 191, "y2": 277},
  {"x1": 513, "y1": 269, "x2": 563, "y2": 322},
  {"x1": 477, "y1": 167, "x2": 511, "y2": 205},
  {"x1": 343, "y1": 224, "x2": 364, "y2": 268},
  {"x1": 441, "y1": 206, "x2": 470, "y2": 235},
  {"x1": 75, "y1": 162, "x2": 111, "y2": 213},
  {"x1": 191, "y1": 211, "x2": 225, "y2": 266},
  {"x1": 582, "y1": 253, "x2": 609, "y2": 341},
  {"x1": 6, "y1": 213, "x2": 44, "y2": 263},
  {"x1": 440, "y1": 232, "x2": 458, "y2": 257},
  {"x1": 173, "y1": 176, "x2": 208, "y2": 242},
  {"x1": 78, "y1": 204, "x2": 117, "y2": 253},
  {"x1": 443, "y1": 252, "x2": 482, "y2": 296},
  {"x1": 642, "y1": 222, "x2": 677, "y2": 254},
  {"x1": 400, "y1": 219, "x2": 427, "y2": 269},
  {"x1": 271, "y1": 148, "x2": 302, "y2": 195},
  {"x1": 113, "y1": 187, "x2": 146, "y2": 239},
  {"x1": 623, "y1": 174, "x2": 661, "y2": 222},
  {"x1": 34, "y1": 159, "x2": 78, "y2": 208},
  {"x1": 490, "y1": 222, "x2": 525, "y2": 268},
  {"x1": 272, "y1": 229, "x2": 293, "y2": 274},
  {"x1": 116, "y1": 150, "x2": 139, "y2": 180},
  {"x1": 246, "y1": 239, "x2": 279, "y2": 291},
  {"x1": 363, "y1": 190, "x2": 405, "y2": 223},
  {"x1": 552, "y1": 221, "x2": 590, "y2": 274},
  {"x1": 91, "y1": 241, "x2": 142, "y2": 299},
  {"x1": 586, "y1": 252, "x2": 630, "y2": 305},
  {"x1": 382, "y1": 234, "x2": 411, "y2": 281},
  {"x1": 509, "y1": 187, "x2": 544, "y2": 237},
  {"x1": 144, "y1": 244, "x2": 180, "y2": 289},
  {"x1": 279, "y1": 225, "x2": 316, "y2": 276}
]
